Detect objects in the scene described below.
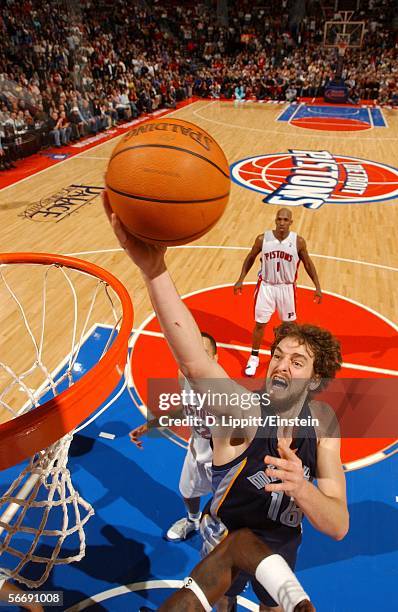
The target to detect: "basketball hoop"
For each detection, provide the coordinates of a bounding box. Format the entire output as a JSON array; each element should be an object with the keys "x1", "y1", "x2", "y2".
[
  {"x1": 0, "y1": 252, "x2": 133, "y2": 587},
  {"x1": 337, "y1": 41, "x2": 348, "y2": 57}
]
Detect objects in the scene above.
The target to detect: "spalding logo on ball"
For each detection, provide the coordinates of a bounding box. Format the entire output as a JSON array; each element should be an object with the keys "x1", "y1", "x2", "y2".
[{"x1": 105, "y1": 118, "x2": 231, "y2": 245}]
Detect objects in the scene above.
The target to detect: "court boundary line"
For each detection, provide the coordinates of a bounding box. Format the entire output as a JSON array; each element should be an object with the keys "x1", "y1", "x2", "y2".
[
  {"x1": 380, "y1": 106, "x2": 389, "y2": 128},
  {"x1": 368, "y1": 107, "x2": 374, "y2": 129}
]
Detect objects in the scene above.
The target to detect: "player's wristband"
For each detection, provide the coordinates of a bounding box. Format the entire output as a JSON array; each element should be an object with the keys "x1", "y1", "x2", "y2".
[
  {"x1": 183, "y1": 576, "x2": 212, "y2": 612},
  {"x1": 255, "y1": 554, "x2": 310, "y2": 612}
]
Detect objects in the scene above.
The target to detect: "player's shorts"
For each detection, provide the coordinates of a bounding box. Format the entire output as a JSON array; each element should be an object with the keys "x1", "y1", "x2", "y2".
[
  {"x1": 179, "y1": 444, "x2": 212, "y2": 499},
  {"x1": 225, "y1": 528, "x2": 302, "y2": 607},
  {"x1": 254, "y1": 281, "x2": 297, "y2": 324}
]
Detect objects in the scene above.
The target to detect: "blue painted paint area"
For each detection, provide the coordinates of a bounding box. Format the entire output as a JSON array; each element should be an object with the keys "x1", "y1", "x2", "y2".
[
  {"x1": 298, "y1": 105, "x2": 368, "y2": 119},
  {"x1": 370, "y1": 107, "x2": 387, "y2": 127},
  {"x1": 277, "y1": 104, "x2": 300, "y2": 122},
  {"x1": 277, "y1": 103, "x2": 387, "y2": 129},
  {"x1": 1, "y1": 324, "x2": 397, "y2": 610}
]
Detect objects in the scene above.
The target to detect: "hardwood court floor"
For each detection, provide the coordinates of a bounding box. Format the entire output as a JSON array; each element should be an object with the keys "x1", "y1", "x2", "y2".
[{"x1": 0, "y1": 100, "x2": 397, "y2": 419}]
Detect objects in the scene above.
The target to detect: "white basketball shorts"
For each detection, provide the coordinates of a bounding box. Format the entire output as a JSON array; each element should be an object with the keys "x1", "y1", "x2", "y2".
[
  {"x1": 254, "y1": 281, "x2": 297, "y2": 324},
  {"x1": 179, "y1": 441, "x2": 213, "y2": 499}
]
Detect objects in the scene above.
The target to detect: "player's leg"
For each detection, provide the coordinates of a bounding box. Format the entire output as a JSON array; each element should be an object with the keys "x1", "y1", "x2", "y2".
[
  {"x1": 165, "y1": 448, "x2": 209, "y2": 542},
  {"x1": 251, "y1": 530, "x2": 304, "y2": 612},
  {"x1": 246, "y1": 283, "x2": 274, "y2": 376},
  {"x1": 184, "y1": 496, "x2": 201, "y2": 515}
]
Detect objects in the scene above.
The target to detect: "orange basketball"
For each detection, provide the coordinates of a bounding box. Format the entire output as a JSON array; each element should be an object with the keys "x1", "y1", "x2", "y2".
[{"x1": 105, "y1": 118, "x2": 230, "y2": 245}]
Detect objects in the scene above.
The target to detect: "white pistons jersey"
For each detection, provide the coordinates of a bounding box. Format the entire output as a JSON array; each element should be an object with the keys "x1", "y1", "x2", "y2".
[
  {"x1": 260, "y1": 231, "x2": 299, "y2": 284},
  {"x1": 182, "y1": 380, "x2": 212, "y2": 464}
]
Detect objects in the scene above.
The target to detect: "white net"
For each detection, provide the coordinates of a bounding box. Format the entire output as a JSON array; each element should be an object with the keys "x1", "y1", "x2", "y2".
[
  {"x1": 0, "y1": 435, "x2": 93, "y2": 587},
  {"x1": 0, "y1": 261, "x2": 121, "y2": 421},
  {"x1": 0, "y1": 257, "x2": 127, "y2": 587}
]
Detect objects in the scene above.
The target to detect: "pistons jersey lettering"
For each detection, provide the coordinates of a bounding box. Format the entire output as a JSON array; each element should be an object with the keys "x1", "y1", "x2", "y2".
[{"x1": 260, "y1": 231, "x2": 300, "y2": 284}]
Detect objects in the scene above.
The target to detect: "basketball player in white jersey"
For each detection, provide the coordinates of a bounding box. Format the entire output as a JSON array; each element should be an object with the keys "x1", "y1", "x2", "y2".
[
  {"x1": 129, "y1": 332, "x2": 217, "y2": 542},
  {"x1": 234, "y1": 208, "x2": 322, "y2": 376}
]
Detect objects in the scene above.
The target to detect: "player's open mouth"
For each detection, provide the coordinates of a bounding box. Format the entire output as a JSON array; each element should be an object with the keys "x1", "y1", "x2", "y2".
[{"x1": 271, "y1": 376, "x2": 289, "y2": 390}]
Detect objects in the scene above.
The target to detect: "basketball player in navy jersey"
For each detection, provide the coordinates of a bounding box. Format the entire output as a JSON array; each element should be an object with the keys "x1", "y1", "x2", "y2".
[
  {"x1": 234, "y1": 208, "x2": 322, "y2": 376},
  {"x1": 104, "y1": 195, "x2": 349, "y2": 612}
]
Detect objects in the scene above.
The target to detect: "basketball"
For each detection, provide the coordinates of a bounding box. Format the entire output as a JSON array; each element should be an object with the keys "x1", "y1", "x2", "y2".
[{"x1": 105, "y1": 118, "x2": 230, "y2": 245}]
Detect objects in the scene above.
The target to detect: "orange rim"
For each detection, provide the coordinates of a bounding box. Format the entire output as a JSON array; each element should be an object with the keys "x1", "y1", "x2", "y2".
[{"x1": 0, "y1": 252, "x2": 134, "y2": 470}]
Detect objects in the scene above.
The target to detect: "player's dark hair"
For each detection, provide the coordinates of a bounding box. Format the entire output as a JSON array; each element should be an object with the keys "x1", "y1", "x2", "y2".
[
  {"x1": 201, "y1": 331, "x2": 217, "y2": 355},
  {"x1": 271, "y1": 322, "x2": 342, "y2": 387}
]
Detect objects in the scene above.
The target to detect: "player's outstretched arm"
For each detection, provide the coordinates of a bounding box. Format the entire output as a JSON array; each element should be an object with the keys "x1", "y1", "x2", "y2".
[
  {"x1": 103, "y1": 194, "x2": 226, "y2": 383},
  {"x1": 234, "y1": 234, "x2": 263, "y2": 294},
  {"x1": 158, "y1": 528, "x2": 314, "y2": 611}
]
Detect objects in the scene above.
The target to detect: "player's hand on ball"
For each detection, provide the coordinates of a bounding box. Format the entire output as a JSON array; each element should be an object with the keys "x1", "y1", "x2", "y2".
[
  {"x1": 314, "y1": 289, "x2": 322, "y2": 304},
  {"x1": 294, "y1": 599, "x2": 315, "y2": 611},
  {"x1": 129, "y1": 423, "x2": 148, "y2": 449},
  {"x1": 264, "y1": 440, "x2": 306, "y2": 497},
  {"x1": 233, "y1": 281, "x2": 243, "y2": 295},
  {"x1": 103, "y1": 192, "x2": 166, "y2": 279}
]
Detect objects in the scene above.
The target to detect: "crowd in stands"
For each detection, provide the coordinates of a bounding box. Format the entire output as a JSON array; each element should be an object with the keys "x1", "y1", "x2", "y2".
[{"x1": 0, "y1": 0, "x2": 397, "y2": 169}]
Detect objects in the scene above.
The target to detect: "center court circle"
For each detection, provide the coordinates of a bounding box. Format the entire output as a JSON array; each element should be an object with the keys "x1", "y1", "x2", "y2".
[{"x1": 130, "y1": 283, "x2": 398, "y2": 470}]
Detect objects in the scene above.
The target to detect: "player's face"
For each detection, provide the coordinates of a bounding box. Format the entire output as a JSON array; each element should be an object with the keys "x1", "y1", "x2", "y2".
[
  {"x1": 265, "y1": 336, "x2": 315, "y2": 408},
  {"x1": 275, "y1": 212, "x2": 292, "y2": 234}
]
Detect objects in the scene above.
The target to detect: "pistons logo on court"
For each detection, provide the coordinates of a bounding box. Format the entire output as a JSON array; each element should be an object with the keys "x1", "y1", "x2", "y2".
[{"x1": 231, "y1": 150, "x2": 398, "y2": 210}]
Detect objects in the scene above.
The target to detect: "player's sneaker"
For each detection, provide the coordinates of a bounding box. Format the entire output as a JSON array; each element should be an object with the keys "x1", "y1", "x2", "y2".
[
  {"x1": 165, "y1": 517, "x2": 200, "y2": 542},
  {"x1": 245, "y1": 355, "x2": 259, "y2": 376}
]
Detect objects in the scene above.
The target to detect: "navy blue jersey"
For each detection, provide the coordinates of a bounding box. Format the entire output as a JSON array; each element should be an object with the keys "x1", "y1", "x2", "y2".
[{"x1": 204, "y1": 399, "x2": 317, "y2": 539}]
